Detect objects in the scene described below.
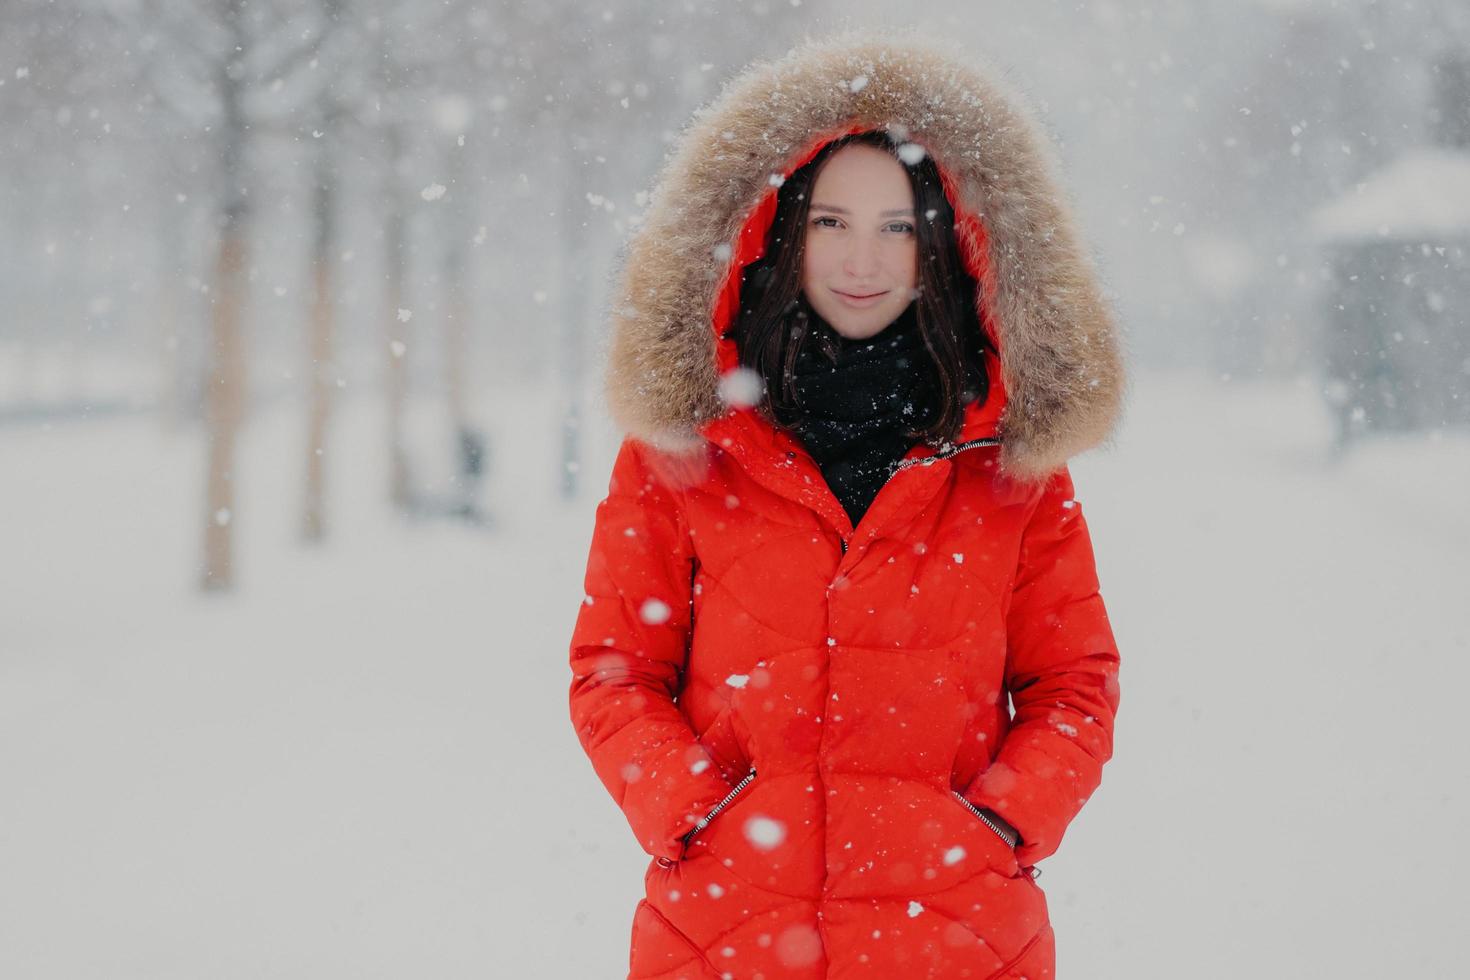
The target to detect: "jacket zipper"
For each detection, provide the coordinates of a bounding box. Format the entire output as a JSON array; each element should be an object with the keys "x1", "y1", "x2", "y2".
[
  {"x1": 681, "y1": 767, "x2": 757, "y2": 849},
  {"x1": 951, "y1": 789, "x2": 1019, "y2": 848},
  {"x1": 890, "y1": 436, "x2": 1001, "y2": 474},
  {"x1": 836, "y1": 436, "x2": 999, "y2": 557}
]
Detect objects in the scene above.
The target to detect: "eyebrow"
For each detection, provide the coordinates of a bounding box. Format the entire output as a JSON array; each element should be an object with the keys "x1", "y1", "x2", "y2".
[{"x1": 809, "y1": 204, "x2": 915, "y2": 217}]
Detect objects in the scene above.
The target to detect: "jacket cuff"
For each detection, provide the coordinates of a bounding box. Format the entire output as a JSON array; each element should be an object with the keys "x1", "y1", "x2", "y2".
[
  {"x1": 964, "y1": 731, "x2": 1103, "y2": 866},
  {"x1": 620, "y1": 744, "x2": 740, "y2": 862}
]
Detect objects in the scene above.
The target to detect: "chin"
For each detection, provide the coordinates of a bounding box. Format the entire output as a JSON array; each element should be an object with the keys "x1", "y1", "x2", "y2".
[{"x1": 819, "y1": 307, "x2": 907, "y2": 341}]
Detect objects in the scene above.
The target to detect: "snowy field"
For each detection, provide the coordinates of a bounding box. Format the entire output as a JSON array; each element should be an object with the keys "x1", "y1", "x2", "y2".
[{"x1": 2, "y1": 365, "x2": 1467, "y2": 979}]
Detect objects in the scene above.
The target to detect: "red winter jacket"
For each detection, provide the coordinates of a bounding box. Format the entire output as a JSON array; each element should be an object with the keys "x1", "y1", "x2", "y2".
[{"x1": 570, "y1": 32, "x2": 1125, "y2": 980}]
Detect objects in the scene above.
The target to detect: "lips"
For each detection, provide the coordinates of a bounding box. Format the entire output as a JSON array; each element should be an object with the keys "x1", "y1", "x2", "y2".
[{"x1": 832, "y1": 288, "x2": 889, "y2": 310}]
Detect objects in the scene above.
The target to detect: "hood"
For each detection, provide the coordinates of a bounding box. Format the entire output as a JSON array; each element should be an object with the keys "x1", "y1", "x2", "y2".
[{"x1": 602, "y1": 29, "x2": 1127, "y2": 484}]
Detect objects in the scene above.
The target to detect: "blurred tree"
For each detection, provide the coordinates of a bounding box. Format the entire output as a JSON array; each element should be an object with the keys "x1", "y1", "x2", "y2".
[
  {"x1": 376, "y1": 0, "x2": 493, "y2": 519},
  {"x1": 99, "y1": 0, "x2": 338, "y2": 589},
  {"x1": 235, "y1": 0, "x2": 364, "y2": 545},
  {"x1": 511, "y1": 4, "x2": 821, "y2": 498}
]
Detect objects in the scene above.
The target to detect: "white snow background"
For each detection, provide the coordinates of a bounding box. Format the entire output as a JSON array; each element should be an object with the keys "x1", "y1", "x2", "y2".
[{"x1": 2, "y1": 366, "x2": 1468, "y2": 978}]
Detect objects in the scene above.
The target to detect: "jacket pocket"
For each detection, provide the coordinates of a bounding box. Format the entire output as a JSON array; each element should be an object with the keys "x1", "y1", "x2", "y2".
[
  {"x1": 680, "y1": 767, "x2": 757, "y2": 854},
  {"x1": 951, "y1": 789, "x2": 1019, "y2": 850}
]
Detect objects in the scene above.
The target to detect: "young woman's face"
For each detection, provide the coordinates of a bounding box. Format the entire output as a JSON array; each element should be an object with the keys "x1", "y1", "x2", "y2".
[{"x1": 800, "y1": 144, "x2": 919, "y2": 342}]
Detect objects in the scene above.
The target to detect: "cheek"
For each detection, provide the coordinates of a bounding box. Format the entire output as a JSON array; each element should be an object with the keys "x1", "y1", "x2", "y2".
[
  {"x1": 894, "y1": 243, "x2": 919, "y2": 287},
  {"x1": 802, "y1": 242, "x2": 833, "y2": 283}
]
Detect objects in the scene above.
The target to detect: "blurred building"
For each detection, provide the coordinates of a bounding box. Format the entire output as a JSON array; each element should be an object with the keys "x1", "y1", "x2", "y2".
[{"x1": 1309, "y1": 51, "x2": 1470, "y2": 445}]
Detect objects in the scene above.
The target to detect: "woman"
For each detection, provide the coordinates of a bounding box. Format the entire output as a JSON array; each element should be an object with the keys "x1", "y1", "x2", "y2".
[{"x1": 569, "y1": 31, "x2": 1125, "y2": 979}]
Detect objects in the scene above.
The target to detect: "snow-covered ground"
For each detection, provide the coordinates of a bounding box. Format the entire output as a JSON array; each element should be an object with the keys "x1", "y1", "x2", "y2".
[{"x1": 2, "y1": 366, "x2": 1467, "y2": 978}]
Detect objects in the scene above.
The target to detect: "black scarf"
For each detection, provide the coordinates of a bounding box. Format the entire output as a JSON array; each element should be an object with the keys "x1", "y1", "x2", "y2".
[{"x1": 777, "y1": 303, "x2": 943, "y2": 527}]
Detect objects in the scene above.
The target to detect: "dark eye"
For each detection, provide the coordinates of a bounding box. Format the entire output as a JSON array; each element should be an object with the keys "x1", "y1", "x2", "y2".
[
  {"x1": 813, "y1": 216, "x2": 840, "y2": 228},
  {"x1": 887, "y1": 221, "x2": 915, "y2": 234}
]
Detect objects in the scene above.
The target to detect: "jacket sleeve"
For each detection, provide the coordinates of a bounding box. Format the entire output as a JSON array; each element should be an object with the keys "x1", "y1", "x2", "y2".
[
  {"x1": 964, "y1": 463, "x2": 1122, "y2": 866},
  {"x1": 567, "y1": 437, "x2": 736, "y2": 862}
]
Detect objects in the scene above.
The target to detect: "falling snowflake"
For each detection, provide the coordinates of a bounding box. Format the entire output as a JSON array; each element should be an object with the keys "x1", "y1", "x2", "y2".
[
  {"x1": 718, "y1": 367, "x2": 764, "y2": 408},
  {"x1": 640, "y1": 598, "x2": 672, "y2": 624},
  {"x1": 744, "y1": 815, "x2": 786, "y2": 850},
  {"x1": 897, "y1": 142, "x2": 926, "y2": 165}
]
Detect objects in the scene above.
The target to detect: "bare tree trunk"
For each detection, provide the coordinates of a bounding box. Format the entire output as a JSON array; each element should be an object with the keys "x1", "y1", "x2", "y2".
[
  {"x1": 443, "y1": 136, "x2": 469, "y2": 434},
  {"x1": 556, "y1": 145, "x2": 589, "y2": 501},
  {"x1": 156, "y1": 190, "x2": 191, "y2": 433},
  {"x1": 384, "y1": 126, "x2": 412, "y2": 512},
  {"x1": 441, "y1": 131, "x2": 489, "y2": 523},
  {"x1": 202, "y1": 224, "x2": 247, "y2": 590},
  {"x1": 158, "y1": 282, "x2": 185, "y2": 430},
  {"x1": 302, "y1": 138, "x2": 338, "y2": 543},
  {"x1": 12, "y1": 187, "x2": 40, "y2": 406},
  {"x1": 201, "y1": 5, "x2": 250, "y2": 592}
]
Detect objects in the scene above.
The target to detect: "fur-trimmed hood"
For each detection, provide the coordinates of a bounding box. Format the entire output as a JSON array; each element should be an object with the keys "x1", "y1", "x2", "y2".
[{"x1": 602, "y1": 29, "x2": 1127, "y2": 483}]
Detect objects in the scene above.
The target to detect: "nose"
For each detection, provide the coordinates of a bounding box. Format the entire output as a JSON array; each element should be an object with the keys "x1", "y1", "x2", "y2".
[{"x1": 842, "y1": 233, "x2": 882, "y2": 279}]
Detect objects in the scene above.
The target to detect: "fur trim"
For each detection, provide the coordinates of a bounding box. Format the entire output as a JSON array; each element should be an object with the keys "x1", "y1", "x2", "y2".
[{"x1": 603, "y1": 28, "x2": 1126, "y2": 482}]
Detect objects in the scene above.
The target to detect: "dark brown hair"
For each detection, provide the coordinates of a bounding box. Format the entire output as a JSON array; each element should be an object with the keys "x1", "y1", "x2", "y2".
[{"x1": 728, "y1": 129, "x2": 991, "y2": 445}]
